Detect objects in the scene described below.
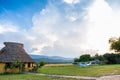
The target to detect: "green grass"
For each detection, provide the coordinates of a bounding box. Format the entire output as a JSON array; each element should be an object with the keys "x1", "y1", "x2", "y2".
[
  {"x1": 39, "y1": 64, "x2": 120, "y2": 76},
  {"x1": 0, "y1": 73, "x2": 84, "y2": 80},
  {"x1": 1, "y1": 64, "x2": 120, "y2": 80}
]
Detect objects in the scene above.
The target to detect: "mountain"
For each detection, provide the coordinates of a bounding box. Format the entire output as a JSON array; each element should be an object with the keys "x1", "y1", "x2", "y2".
[{"x1": 30, "y1": 55, "x2": 74, "y2": 63}]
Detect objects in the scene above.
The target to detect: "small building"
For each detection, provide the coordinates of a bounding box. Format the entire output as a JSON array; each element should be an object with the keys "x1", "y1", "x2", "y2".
[
  {"x1": 0, "y1": 42, "x2": 35, "y2": 73},
  {"x1": 90, "y1": 59, "x2": 100, "y2": 64},
  {"x1": 78, "y1": 62, "x2": 91, "y2": 67},
  {"x1": 78, "y1": 59, "x2": 100, "y2": 67}
]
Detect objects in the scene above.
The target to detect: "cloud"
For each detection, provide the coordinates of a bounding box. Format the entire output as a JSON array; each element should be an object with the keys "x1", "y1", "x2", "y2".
[
  {"x1": 1, "y1": 0, "x2": 120, "y2": 57},
  {"x1": 0, "y1": 22, "x2": 18, "y2": 33},
  {"x1": 63, "y1": 0, "x2": 81, "y2": 4},
  {"x1": 106, "y1": 0, "x2": 120, "y2": 9},
  {"x1": 30, "y1": 0, "x2": 94, "y2": 57},
  {"x1": 87, "y1": 0, "x2": 120, "y2": 54}
]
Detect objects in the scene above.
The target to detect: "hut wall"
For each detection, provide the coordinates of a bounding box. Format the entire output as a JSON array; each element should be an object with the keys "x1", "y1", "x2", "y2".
[
  {"x1": 30, "y1": 63, "x2": 33, "y2": 67},
  {"x1": 13, "y1": 68, "x2": 20, "y2": 73},
  {"x1": 24, "y1": 63, "x2": 29, "y2": 71},
  {"x1": 25, "y1": 63, "x2": 28, "y2": 68},
  {"x1": 6, "y1": 68, "x2": 19, "y2": 73},
  {"x1": 0, "y1": 63, "x2": 5, "y2": 73},
  {"x1": 29, "y1": 63, "x2": 34, "y2": 71},
  {"x1": 24, "y1": 63, "x2": 34, "y2": 71}
]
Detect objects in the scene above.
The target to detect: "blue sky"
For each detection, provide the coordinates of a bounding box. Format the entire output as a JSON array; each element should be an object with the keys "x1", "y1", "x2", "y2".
[
  {"x1": 0, "y1": 0, "x2": 47, "y2": 29},
  {"x1": 0, "y1": 0, "x2": 120, "y2": 58}
]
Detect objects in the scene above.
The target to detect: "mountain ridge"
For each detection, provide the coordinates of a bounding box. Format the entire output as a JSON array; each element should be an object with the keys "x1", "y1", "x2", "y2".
[{"x1": 30, "y1": 54, "x2": 74, "y2": 63}]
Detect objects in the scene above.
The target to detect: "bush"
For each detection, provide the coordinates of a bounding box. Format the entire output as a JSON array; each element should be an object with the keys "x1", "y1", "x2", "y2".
[
  {"x1": 79, "y1": 54, "x2": 92, "y2": 62},
  {"x1": 39, "y1": 61, "x2": 46, "y2": 67}
]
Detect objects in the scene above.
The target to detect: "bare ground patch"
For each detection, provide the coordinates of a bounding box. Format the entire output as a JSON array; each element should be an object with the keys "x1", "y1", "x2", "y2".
[{"x1": 96, "y1": 75, "x2": 120, "y2": 80}]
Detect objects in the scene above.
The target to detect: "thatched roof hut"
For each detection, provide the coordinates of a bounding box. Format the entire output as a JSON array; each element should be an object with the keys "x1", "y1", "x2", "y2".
[
  {"x1": 0, "y1": 42, "x2": 35, "y2": 73},
  {"x1": 0, "y1": 42, "x2": 34, "y2": 63}
]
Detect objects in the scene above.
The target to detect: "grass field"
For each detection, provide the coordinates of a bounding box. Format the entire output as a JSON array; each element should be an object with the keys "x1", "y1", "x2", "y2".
[
  {"x1": 45, "y1": 63, "x2": 73, "y2": 66},
  {"x1": 0, "y1": 73, "x2": 84, "y2": 80},
  {"x1": 39, "y1": 64, "x2": 120, "y2": 77},
  {"x1": 1, "y1": 64, "x2": 120, "y2": 80}
]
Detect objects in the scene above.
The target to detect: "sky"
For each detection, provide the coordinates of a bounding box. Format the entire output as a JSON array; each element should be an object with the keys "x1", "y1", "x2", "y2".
[{"x1": 0, "y1": 0, "x2": 120, "y2": 58}]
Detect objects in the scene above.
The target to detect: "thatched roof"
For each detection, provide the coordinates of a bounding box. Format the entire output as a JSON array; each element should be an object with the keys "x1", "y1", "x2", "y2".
[{"x1": 0, "y1": 42, "x2": 34, "y2": 63}]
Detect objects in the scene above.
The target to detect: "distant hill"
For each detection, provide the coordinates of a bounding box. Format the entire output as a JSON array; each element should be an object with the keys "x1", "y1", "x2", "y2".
[{"x1": 30, "y1": 55, "x2": 74, "y2": 63}]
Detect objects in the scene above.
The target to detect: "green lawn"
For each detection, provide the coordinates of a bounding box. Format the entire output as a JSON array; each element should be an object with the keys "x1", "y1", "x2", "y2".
[
  {"x1": 39, "y1": 64, "x2": 120, "y2": 76},
  {"x1": 1, "y1": 64, "x2": 120, "y2": 80},
  {"x1": 0, "y1": 74, "x2": 84, "y2": 80}
]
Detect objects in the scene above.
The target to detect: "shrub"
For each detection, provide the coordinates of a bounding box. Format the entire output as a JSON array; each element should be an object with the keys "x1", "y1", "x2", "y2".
[{"x1": 39, "y1": 61, "x2": 46, "y2": 67}]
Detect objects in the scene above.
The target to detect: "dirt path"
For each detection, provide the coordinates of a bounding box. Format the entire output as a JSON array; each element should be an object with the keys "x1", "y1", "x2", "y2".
[
  {"x1": 28, "y1": 73, "x2": 120, "y2": 80},
  {"x1": 39, "y1": 74, "x2": 98, "y2": 80},
  {"x1": 96, "y1": 75, "x2": 120, "y2": 80},
  {"x1": 28, "y1": 73, "x2": 98, "y2": 80}
]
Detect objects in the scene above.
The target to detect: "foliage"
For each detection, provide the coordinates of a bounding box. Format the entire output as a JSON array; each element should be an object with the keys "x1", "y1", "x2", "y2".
[
  {"x1": 103, "y1": 53, "x2": 120, "y2": 64},
  {"x1": 73, "y1": 58, "x2": 79, "y2": 64},
  {"x1": 31, "y1": 63, "x2": 39, "y2": 72},
  {"x1": 92, "y1": 54, "x2": 106, "y2": 64},
  {"x1": 4, "y1": 60, "x2": 24, "y2": 73},
  {"x1": 74, "y1": 52, "x2": 120, "y2": 65},
  {"x1": 74, "y1": 54, "x2": 92, "y2": 62},
  {"x1": 74, "y1": 58, "x2": 79, "y2": 62},
  {"x1": 109, "y1": 37, "x2": 120, "y2": 53},
  {"x1": 39, "y1": 65, "x2": 120, "y2": 76},
  {"x1": 31, "y1": 62, "x2": 46, "y2": 72},
  {"x1": 92, "y1": 53, "x2": 120, "y2": 64},
  {"x1": 79, "y1": 54, "x2": 92, "y2": 62},
  {"x1": 31, "y1": 65, "x2": 39, "y2": 72},
  {"x1": 39, "y1": 61, "x2": 46, "y2": 67}
]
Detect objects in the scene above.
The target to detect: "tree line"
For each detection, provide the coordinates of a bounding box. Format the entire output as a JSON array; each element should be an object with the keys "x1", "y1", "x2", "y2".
[
  {"x1": 74, "y1": 37, "x2": 120, "y2": 64},
  {"x1": 74, "y1": 53, "x2": 120, "y2": 64}
]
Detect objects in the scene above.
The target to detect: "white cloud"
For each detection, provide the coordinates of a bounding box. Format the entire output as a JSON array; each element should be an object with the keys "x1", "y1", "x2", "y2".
[
  {"x1": 30, "y1": 0, "x2": 91, "y2": 57},
  {"x1": 1, "y1": 0, "x2": 120, "y2": 58},
  {"x1": 0, "y1": 23, "x2": 18, "y2": 33},
  {"x1": 63, "y1": 0, "x2": 81, "y2": 4},
  {"x1": 87, "y1": 0, "x2": 120, "y2": 53}
]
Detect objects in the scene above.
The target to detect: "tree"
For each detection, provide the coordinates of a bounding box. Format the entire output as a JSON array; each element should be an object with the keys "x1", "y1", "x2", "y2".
[
  {"x1": 32, "y1": 62, "x2": 46, "y2": 72},
  {"x1": 74, "y1": 58, "x2": 79, "y2": 62},
  {"x1": 79, "y1": 54, "x2": 92, "y2": 62},
  {"x1": 73, "y1": 58, "x2": 79, "y2": 64},
  {"x1": 109, "y1": 37, "x2": 120, "y2": 53},
  {"x1": 103, "y1": 53, "x2": 115, "y2": 64},
  {"x1": 39, "y1": 61, "x2": 46, "y2": 67},
  {"x1": 103, "y1": 53, "x2": 120, "y2": 64}
]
